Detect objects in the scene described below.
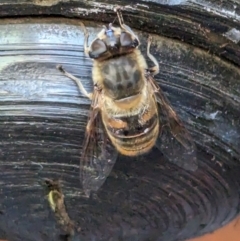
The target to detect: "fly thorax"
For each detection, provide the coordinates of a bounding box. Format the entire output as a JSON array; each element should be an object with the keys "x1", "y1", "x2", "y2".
[{"x1": 101, "y1": 55, "x2": 144, "y2": 100}]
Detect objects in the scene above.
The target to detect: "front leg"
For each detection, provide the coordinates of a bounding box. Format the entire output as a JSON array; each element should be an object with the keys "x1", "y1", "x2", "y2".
[
  {"x1": 114, "y1": 7, "x2": 139, "y2": 42},
  {"x1": 147, "y1": 35, "x2": 159, "y2": 76},
  {"x1": 79, "y1": 22, "x2": 90, "y2": 57},
  {"x1": 56, "y1": 65, "x2": 92, "y2": 100}
]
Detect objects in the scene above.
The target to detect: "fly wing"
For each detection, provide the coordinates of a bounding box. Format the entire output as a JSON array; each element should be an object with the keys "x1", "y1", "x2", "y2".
[
  {"x1": 80, "y1": 89, "x2": 118, "y2": 197},
  {"x1": 148, "y1": 75, "x2": 198, "y2": 171}
]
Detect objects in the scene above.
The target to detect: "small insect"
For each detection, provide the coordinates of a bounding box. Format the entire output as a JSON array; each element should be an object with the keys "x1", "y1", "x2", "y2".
[
  {"x1": 57, "y1": 8, "x2": 197, "y2": 197},
  {"x1": 44, "y1": 179, "x2": 77, "y2": 240}
]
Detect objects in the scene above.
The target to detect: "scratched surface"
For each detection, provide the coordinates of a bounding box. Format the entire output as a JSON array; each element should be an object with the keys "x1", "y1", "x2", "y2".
[{"x1": 0, "y1": 11, "x2": 239, "y2": 241}]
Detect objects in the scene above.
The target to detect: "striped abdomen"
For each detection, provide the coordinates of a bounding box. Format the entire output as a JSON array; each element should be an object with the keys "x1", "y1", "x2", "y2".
[{"x1": 101, "y1": 99, "x2": 159, "y2": 156}]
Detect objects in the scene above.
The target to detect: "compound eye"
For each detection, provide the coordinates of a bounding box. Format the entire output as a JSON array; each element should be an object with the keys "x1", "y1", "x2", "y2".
[
  {"x1": 90, "y1": 39, "x2": 107, "y2": 58},
  {"x1": 120, "y1": 32, "x2": 133, "y2": 47}
]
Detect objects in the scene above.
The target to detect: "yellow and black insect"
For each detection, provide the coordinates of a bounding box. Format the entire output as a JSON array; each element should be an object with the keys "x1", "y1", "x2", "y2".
[{"x1": 57, "y1": 7, "x2": 197, "y2": 197}]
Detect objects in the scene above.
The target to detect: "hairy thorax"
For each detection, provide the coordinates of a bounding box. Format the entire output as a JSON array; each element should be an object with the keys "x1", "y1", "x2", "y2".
[{"x1": 92, "y1": 50, "x2": 149, "y2": 115}]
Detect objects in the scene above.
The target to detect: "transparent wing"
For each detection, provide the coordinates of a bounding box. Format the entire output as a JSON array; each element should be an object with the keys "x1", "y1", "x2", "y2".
[
  {"x1": 80, "y1": 89, "x2": 118, "y2": 197},
  {"x1": 148, "y1": 75, "x2": 198, "y2": 171}
]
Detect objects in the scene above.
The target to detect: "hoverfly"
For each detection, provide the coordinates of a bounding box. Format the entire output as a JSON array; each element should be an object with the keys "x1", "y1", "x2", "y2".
[{"x1": 57, "y1": 8, "x2": 197, "y2": 197}]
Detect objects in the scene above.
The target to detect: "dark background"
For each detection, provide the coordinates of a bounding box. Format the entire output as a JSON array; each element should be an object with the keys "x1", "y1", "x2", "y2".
[{"x1": 0, "y1": 1, "x2": 239, "y2": 241}]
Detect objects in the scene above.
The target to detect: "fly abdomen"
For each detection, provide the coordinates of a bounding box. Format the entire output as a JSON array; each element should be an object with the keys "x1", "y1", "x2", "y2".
[{"x1": 105, "y1": 114, "x2": 159, "y2": 156}]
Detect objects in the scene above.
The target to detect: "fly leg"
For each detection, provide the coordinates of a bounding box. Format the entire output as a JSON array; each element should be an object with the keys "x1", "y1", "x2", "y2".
[
  {"x1": 56, "y1": 65, "x2": 92, "y2": 100},
  {"x1": 114, "y1": 7, "x2": 139, "y2": 42},
  {"x1": 79, "y1": 22, "x2": 91, "y2": 57},
  {"x1": 56, "y1": 22, "x2": 92, "y2": 99},
  {"x1": 147, "y1": 35, "x2": 159, "y2": 76}
]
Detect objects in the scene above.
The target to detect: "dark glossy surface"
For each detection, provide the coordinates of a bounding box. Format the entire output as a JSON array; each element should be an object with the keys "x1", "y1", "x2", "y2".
[{"x1": 0, "y1": 17, "x2": 239, "y2": 241}]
